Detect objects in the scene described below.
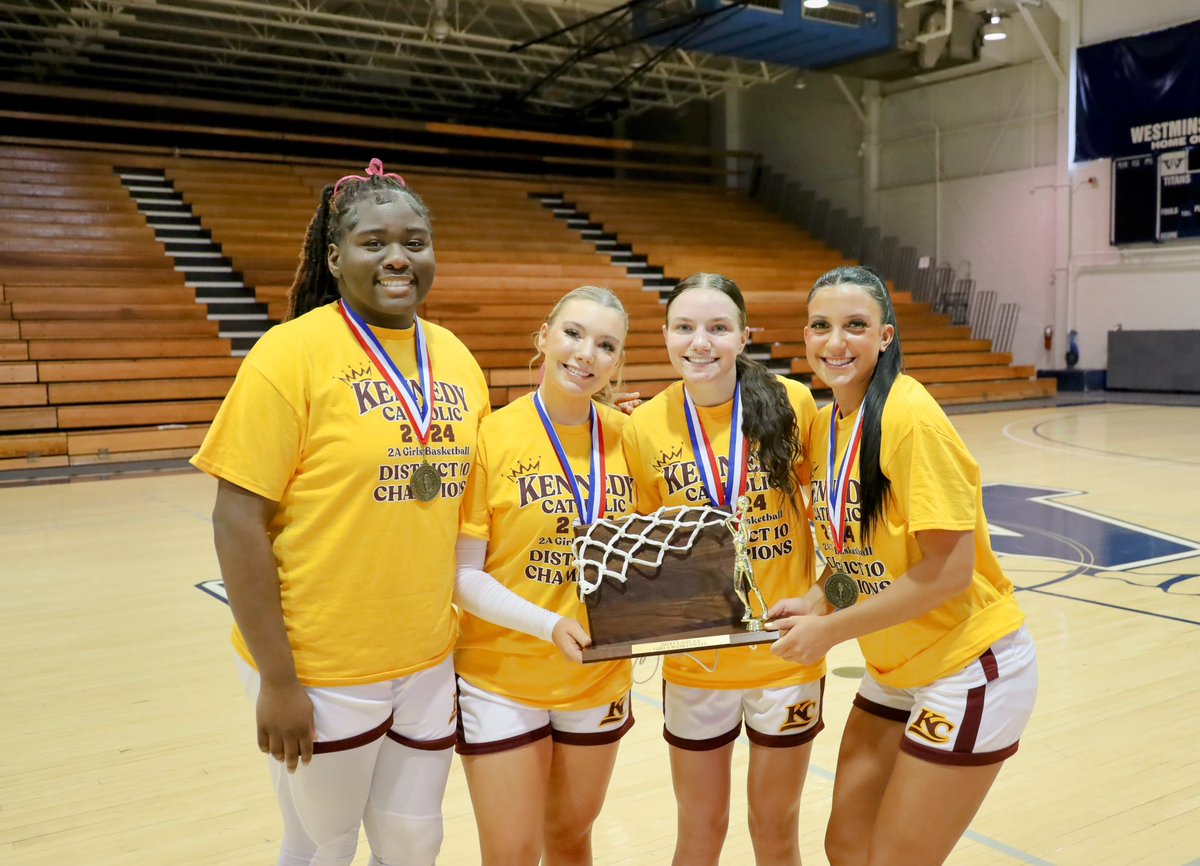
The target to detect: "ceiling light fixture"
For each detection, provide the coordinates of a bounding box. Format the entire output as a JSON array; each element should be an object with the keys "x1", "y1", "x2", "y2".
[
  {"x1": 981, "y1": 11, "x2": 1007, "y2": 42},
  {"x1": 431, "y1": 0, "x2": 452, "y2": 42},
  {"x1": 803, "y1": 0, "x2": 830, "y2": 9}
]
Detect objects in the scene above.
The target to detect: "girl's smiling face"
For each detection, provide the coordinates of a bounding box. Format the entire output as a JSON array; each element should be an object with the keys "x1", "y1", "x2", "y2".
[
  {"x1": 326, "y1": 197, "x2": 434, "y2": 329},
  {"x1": 663, "y1": 287, "x2": 749, "y2": 403},
  {"x1": 537, "y1": 298, "x2": 626, "y2": 402},
  {"x1": 804, "y1": 282, "x2": 894, "y2": 412}
]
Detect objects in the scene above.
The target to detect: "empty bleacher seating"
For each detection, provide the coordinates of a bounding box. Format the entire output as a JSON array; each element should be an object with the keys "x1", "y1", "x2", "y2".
[
  {"x1": 550, "y1": 182, "x2": 1056, "y2": 405},
  {"x1": 0, "y1": 144, "x2": 1053, "y2": 473},
  {"x1": 0, "y1": 147, "x2": 238, "y2": 469}
]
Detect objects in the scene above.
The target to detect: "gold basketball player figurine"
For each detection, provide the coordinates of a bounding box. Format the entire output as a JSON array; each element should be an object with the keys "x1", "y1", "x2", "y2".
[{"x1": 726, "y1": 495, "x2": 769, "y2": 631}]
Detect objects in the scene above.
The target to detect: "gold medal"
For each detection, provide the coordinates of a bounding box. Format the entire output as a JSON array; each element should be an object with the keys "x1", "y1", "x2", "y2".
[
  {"x1": 824, "y1": 571, "x2": 859, "y2": 610},
  {"x1": 339, "y1": 301, "x2": 444, "y2": 504},
  {"x1": 410, "y1": 461, "x2": 441, "y2": 502}
]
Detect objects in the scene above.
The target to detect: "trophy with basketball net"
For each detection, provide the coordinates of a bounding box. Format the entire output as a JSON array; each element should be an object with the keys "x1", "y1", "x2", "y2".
[{"x1": 573, "y1": 496, "x2": 777, "y2": 662}]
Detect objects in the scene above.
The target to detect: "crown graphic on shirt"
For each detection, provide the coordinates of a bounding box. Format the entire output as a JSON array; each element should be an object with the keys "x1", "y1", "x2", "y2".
[
  {"x1": 503, "y1": 457, "x2": 542, "y2": 482},
  {"x1": 651, "y1": 446, "x2": 684, "y2": 473},
  {"x1": 335, "y1": 362, "x2": 375, "y2": 384}
]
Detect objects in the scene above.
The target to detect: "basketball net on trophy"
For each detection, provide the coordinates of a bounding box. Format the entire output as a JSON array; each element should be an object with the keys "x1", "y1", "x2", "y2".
[{"x1": 573, "y1": 497, "x2": 776, "y2": 662}]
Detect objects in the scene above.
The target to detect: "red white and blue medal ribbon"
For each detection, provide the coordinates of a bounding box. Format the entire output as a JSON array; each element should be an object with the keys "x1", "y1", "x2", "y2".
[
  {"x1": 682, "y1": 383, "x2": 748, "y2": 511},
  {"x1": 826, "y1": 401, "x2": 865, "y2": 553},
  {"x1": 338, "y1": 300, "x2": 434, "y2": 444},
  {"x1": 532, "y1": 391, "x2": 607, "y2": 526}
]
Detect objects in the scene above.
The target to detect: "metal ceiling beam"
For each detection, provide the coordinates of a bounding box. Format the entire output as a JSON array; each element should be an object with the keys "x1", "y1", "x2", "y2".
[
  {"x1": 0, "y1": 8, "x2": 628, "y2": 100},
  {"x1": 0, "y1": 0, "x2": 797, "y2": 120},
  {"x1": 574, "y1": 1, "x2": 753, "y2": 114},
  {"x1": 4, "y1": 0, "x2": 779, "y2": 87}
]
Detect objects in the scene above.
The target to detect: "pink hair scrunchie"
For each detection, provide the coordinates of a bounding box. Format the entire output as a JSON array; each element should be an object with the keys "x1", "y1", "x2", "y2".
[{"x1": 332, "y1": 158, "x2": 407, "y2": 196}]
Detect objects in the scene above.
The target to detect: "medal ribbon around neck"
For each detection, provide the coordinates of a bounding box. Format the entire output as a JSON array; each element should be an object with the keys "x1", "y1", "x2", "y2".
[
  {"x1": 682, "y1": 383, "x2": 748, "y2": 511},
  {"x1": 338, "y1": 300, "x2": 434, "y2": 445},
  {"x1": 532, "y1": 392, "x2": 607, "y2": 526},
  {"x1": 826, "y1": 401, "x2": 865, "y2": 553}
]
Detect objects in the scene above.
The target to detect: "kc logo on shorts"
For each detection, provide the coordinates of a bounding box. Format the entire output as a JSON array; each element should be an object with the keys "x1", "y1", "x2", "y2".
[
  {"x1": 779, "y1": 700, "x2": 817, "y2": 732},
  {"x1": 600, "y1": 698, "x2": 627, "y2": 726},
  {"x1": 908, "y1": 708, "x2": 955, "y2": 744}
]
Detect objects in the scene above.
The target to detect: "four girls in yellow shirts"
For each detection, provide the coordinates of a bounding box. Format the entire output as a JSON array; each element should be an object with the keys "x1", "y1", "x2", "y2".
[{"x1": 196, "y1": 153, "x2": 1035, "y2": 866}]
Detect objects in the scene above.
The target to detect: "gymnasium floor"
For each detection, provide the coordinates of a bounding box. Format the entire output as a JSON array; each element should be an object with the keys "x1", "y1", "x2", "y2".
[{"x1": 2, "y1": 398, "x2": 1198, "y2": 865}]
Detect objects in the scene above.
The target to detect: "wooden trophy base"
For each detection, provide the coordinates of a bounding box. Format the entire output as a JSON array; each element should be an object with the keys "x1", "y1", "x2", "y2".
[{"x1": 582, "y1": 624, "x2": 777, "y2": 662}]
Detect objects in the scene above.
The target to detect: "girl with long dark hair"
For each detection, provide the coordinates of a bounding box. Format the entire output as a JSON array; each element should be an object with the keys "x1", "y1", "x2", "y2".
[
  {"x1": 622, "y1": 273, "x2": 824, "y2": 866},
  {"x1": 769, "y1": 265, "x2": 1038, "y2": 865}
]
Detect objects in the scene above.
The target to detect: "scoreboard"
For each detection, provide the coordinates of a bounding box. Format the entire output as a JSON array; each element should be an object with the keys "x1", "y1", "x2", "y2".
[
  {"x1": 1157, "y1": 148, "x2": 1200, "y2": 241},
  {"x1": 1112, "y1": 146, "x2": 1200, "y2": 245}
]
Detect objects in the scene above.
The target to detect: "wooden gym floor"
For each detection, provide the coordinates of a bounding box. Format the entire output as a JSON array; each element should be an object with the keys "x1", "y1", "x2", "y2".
[{"x1": 2, "y1": 399, "x2": 1198, "y2": 865}]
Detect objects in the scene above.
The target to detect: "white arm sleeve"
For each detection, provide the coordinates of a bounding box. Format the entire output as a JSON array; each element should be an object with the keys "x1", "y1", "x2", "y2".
[{"x1": 454, "y1": 537, "x2": 562, "y2": 643}]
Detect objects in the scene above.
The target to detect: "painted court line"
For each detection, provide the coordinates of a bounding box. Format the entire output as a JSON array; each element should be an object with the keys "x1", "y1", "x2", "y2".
[{"x1": 1021, "y1": 586, "x2": 1200, "y2": 627}]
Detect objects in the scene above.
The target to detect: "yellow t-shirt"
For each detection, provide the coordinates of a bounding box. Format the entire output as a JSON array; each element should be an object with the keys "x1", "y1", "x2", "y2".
[
  {"x1": 191, "y1": 302, "x2": 490, "y2": 687},
  {"x1": 621, "y1": 378, "x2": 823, "y2": 690},
  {"x1": 457, "y1": 394, "x2": 634, "y2": 710},
  {"x1": 809, "y1": 374, "x2": 1024, "y2": 689}
]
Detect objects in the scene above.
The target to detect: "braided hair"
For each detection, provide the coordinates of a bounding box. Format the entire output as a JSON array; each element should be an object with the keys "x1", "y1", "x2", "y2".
[
  {"x1": 665, "y1": 273, "x2": 802, "y2": 501},
  {"x1": 807, "y1": 265, "x2": 904, "y2": 544},
  {"x1": 286, "y1": 164, "x2": 432, "y2": 321}
]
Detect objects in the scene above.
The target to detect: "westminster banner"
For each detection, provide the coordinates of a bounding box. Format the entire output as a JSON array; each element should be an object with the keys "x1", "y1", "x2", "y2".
[{"x1": 1076, "y1": 18, "x2": 1200, "y2": 162}]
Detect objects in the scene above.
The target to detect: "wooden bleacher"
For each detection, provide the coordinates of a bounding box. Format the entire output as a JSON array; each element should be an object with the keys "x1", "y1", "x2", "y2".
[
  {"x1": 0, "y1": 142, "x2": 1052, "y2": 473},
  {"x1": 554, "y1": 182, "x2": 1056, "y2": 405},
  {"x1": 0, "y1": 147, "x2": 238, "y2": 470}
]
